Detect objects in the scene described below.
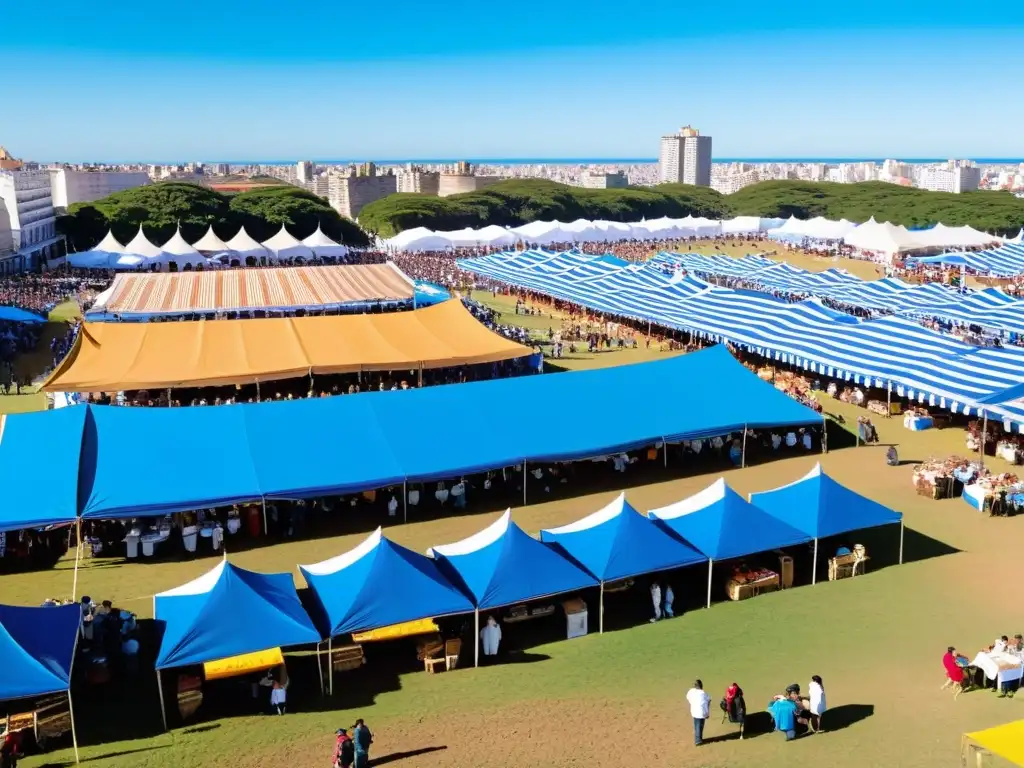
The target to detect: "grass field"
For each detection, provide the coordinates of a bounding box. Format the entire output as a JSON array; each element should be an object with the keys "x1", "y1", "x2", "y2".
[
  {"x1": 0, "y1": 299, "x2": 81, "y2": 415},
  {"x1": 5, "y1": 264, "x2": 1020, "y2": 768}
]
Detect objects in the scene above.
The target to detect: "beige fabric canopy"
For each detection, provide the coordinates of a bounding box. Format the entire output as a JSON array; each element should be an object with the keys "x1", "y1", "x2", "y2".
[{"x1": 43, "y1": 300, "x2": 534, "y2": 391}]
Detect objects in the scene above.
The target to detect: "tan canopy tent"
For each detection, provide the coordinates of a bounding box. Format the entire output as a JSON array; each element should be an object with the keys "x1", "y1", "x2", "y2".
[{"x1": 43, "y1": 300, "x2": 534, "y2": 392}]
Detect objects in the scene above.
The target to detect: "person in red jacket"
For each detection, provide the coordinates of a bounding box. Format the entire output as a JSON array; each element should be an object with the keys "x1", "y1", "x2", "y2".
[
  {"x1": 332, "y1": 728, "x2": 354, "y2": 768},
  {"x1": 1, "y1": 728, "x2": 23, "y2": 768}
]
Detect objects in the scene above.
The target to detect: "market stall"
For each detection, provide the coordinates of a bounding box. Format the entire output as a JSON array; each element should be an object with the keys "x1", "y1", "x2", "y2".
[
  {"x1": 912, "y1": 457, "x2": 977, "y2": 500},
  {"x1": 961, "y1": 719, "x2": 1024, "y2": 767},
  {"x1": 962, "y1": 473, "x2": 1023, "y2": 516}
]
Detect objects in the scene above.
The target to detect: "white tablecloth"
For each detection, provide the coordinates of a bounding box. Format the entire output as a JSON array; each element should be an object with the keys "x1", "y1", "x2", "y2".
[{"x1": 971, "y1": 651, "x2": 1024, "y2": 684}]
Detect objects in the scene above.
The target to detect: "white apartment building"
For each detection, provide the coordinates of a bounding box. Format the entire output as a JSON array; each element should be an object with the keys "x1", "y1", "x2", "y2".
[
  {"x1": 918, "y1": 161, "x2": 981, "y2": 194},
  {"x1": 658, "y1": 126, "x2": 712, "y2": 186},
  {"x1": 50, "y1": 169, "x2": 150, "y2": 211},
  {"x1": 296, "y1": 160, "x2": 314, "y2": 184},
  {"x1": 397, "y1": 169, "x2": 441, "y2": 195},
  {"x1": 711, "y1": 169, "x2": 760, "y2": 195},
  {"x1": 328, "y1": 172, "x2": 397, "y2": 220},
  {"x1": 0, "y1": 169, "x2": 60, "y2": 268},
  {"x1": 580, "y1": 171, "x2": 628, "y2": 189}
]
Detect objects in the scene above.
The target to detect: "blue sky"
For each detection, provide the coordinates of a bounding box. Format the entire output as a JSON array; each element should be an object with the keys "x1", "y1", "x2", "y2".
[{"x1": 5, "y1": 1, "x2": 1023, "y2": 162}]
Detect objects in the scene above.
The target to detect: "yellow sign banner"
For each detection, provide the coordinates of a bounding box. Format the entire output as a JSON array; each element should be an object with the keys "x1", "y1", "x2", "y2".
[
  {"x1": 203, "y1": 647, "x2": 283, "y2": 680},
  {"x1": 352, "y1": 618, "x2": 439, "y2": 643}
]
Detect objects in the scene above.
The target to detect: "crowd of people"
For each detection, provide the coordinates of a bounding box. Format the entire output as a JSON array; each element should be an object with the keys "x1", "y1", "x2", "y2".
[
  {"x1": 0, "y1": 273, "x2": 84, "y2": 315},
  {"x1": 686, "y1": 675, "x2": 827, "y2": 746}
]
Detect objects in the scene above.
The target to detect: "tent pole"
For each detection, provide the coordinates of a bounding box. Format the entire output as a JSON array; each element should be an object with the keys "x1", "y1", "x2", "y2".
[
  {"x1": 256, "y1": 379, "x2": 260, "y2": 400},
  {"x1": 67, "y1": 690, "x2": 80, "y2": 763},
  {"x1": 886, "y1": 380, "x2": 892, "y2": 418},
  {"x1": 316, "y1": 640, "x2": 325, "y2": 696},
  {"x1": 523, "y1": 462, "x2": 527, "y2": 506},
  {"x1": 599, "y1": 582, "x2": 605, "y2": 634},
  {"x1": 402, "y1": 479, "x2": 408, "y2": 523},
  {"x1": 418, "y1": 363, "x2": 424, "y2": 388},
  {"x1": 706, "y1": 559, "x2": 713, "y2": 609},
  {"x1": 261, "y1": 497, "x2": 268, "y2": 536},
  {"x1": 474, "y1": 609, "x2": 480, "y2": 668},
  {"x1": 898, "y1": 520, "x2": 905, "y2": 565},
  {"x1": 821, "y1": 417, "x2": 827, "y2": 454},
  {"x1": 812, "y1": 538, "x2": 818, "y2": 586},
  {"x1": 156, "y1": 669, "x2": 168, "y2": 732},
  {"x1": 328, "y1": 636, "x2": 334, "y2": 695},
  {"x1": 71, "y1": 517, "x2": 82, "y2": 601},
  {"x1": 662, "y1": 438, "x2": 668, "y2": 468},
  {"x1": 741, "y1": 425, "x2": 748, "y2": 468},
  {"x1": 980, "y1": 412, "x2": 987, "y2": 470}
]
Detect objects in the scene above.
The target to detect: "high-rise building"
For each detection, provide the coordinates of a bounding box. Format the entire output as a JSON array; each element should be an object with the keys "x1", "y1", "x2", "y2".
[
  {"x1": 328, "y1": 171, "x2": 397, "y2": 220},
  {"x1": 397, "y1": 169, "x2": 441, "y2": 195},
  {"x1": 50, "y1": 168, "x2": 150, "y2": 211},
  {"x1": 0, "y1": 168, "x2": 60, "y2": 269},
  {"x1": 658, "y1": 126, "x2": 712, "y2": 186},
  {"x1": 580, "y1": 172, "x2": 628, "y2": 189},
  {"x1": 437, "y1": 173, "x2": 503, "y2": 197},
  {"x1": 213, "y1": 163, "x2": 231, "y2": 176},
  {"x1": 918, "y1": 160, "x2": 981, "y2": 194},
  {"x1": 0, "y1": 197, "x2": 15, "y2": 257},
  {"x1": 356, "y1": 162, "x2": 377, "y2": 178},
  {"x1": 296, "y1": 160, "x2": 314, "y2": 184}
]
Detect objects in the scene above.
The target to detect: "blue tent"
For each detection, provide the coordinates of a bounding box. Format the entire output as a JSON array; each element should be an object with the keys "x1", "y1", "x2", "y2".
[
  {"x1": 299, "y1": 528, "x2": 474, "y2": 637},
  {"x1": 540, "y1": 493, "x2": 704, "y2": 582},
  {"x1": 154, "y1": 560, "x2": 320, "y2": 670},
  {"x1": 0, "y1": 306, "x2": 45, "y2": 324},
  {"x1": 750, "y1": 463, "x2": 903, "y2": 582},
  {"x1": 0, "y1": 406, "x2": 86, "y2": 533},
  {"x1": 428, "y1": 510, "x2": 597, "y2": 612},
  {"x1": 649, "y1": 479, "x2": 812, "y2": 607},
  {"x1": 750, "y1": 463, "x2": 902, "y2": 540},
  {"x1": 0, "y1": 603, "x2": 80, "y2": 700},
  {"x1": 67, "y1": 344, "x2": 821, "y2": 521}
]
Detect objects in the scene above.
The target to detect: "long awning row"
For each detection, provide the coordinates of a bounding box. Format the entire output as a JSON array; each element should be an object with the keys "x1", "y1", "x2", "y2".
[
  {"x1": 152, "y1": 466, "x2": 901, "y2": 667},
  {"x1": 648, "y1": 251, "x2": 1024, "y2": 335},
  {"x1": 909, "y1": 243, "x2": 1024, "y2": 276},
  {"x1": 1, "y1": 345, "x2": 821, "y2": 531},
  {"x1": 459, "y1": 250, "x2": 1024, "y2": 429},
  {"x1": 43, "y1": 300, "x2": 533, "y2": 392}
]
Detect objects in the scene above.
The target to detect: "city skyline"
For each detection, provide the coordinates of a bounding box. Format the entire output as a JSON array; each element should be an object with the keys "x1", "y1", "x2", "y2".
[{"x1": 5, "y1": 1, "x2": 1023, "y2": 161}]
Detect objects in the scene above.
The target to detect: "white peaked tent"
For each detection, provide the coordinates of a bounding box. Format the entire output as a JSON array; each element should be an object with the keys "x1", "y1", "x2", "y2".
[
  {"x1": 511, "y1": 220, "x2": 573, "y2": 245},
  {"x1": 1006, "y1": 229, "x2": 1024, "y2": 244},
  {"x1": 302, "y1": 225, "x2": 349, "y2": 258},
  {"x1": 721, "y1": 216, "x2": 785, "y2": 234},
  {"x1": 843, "y1": 219, "x2": 919, "y2": 255},
  {"x1": 192, "y1": 225, "x2": 231, "y2": 253},
  {"x1": 384, "y1": 227, "x2": 437, "y2": 251},
  {"x1": 439, "y1": 225, "x2": 517, "y2": 248},
  {"x1": 161, "y1": 227, "x2": 208, "y2": 267},
  {"x1": 914, "y1": 223, "x2": 998, "y2": 249},
  {"x1": 67, "y1": 230, "x2": 144, "y2": 269},
  {"x1": 593, "y1": 220, "x2": 635, "y2": 241},
  {"x1": 561, "y1": 218, "x2": 603, "y2": 243},
  {"x1": 226, "y1": 226, "x2": 271, "y2": 261},
  {"x1": 262, "y1": 225, "x2": 314, "y2": 261},
  {"x1": 679, "y1": 215, "x2": 722, "y2": 237},
  {"x1": 123, "y1": 226, "x2": 167, "y2": 260}
]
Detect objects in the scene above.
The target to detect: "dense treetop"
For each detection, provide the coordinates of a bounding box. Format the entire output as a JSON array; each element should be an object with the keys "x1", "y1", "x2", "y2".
[
  {"x1": 359, "y1": 178, "x2": 1024, "y2": 237},
  {"x1": 58, "y1": 182, "x2": 371, "y2": 252}
]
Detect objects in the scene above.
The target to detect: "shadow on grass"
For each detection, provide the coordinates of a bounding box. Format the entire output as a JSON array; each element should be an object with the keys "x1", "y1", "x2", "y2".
[
  {"x1": 181, "y1": 723, "x2": 221, "y2": 735},
  {"x1": 371, "y1": 746, "x2": 448, "y2": 765},
  {"x1": 821, "y1": 703, "x2": 874, "y2": 731},
  {"x1": 36, "y1": 744, "x2": 171, "y2": 767}
]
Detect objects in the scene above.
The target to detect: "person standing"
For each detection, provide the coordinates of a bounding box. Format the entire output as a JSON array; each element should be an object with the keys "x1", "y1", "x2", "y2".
[
  {"x1": 353, "y1": 718, "x2": 373, "y2": 768},
  {"x1": 663, "y1": 584, "x2": 675, "y2": 618},
  {"x1": 650, "y1": 583, "x2": 662, "y2": 623},
  {"x1": 686, "y1": 679, "x2": 711, "y2": 746},
  {"x1": 808, "y1": 676, "x2": 827, "y2": 732},
  {"x1": 333, "y1": 728, "x2": 355, "y2": 768}
]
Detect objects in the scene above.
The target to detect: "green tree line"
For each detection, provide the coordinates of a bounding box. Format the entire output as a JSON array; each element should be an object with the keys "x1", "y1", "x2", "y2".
[
  {"x1": 57, "y1": 182, "x2": 371, "y2": 253},
  {"x1": 358, "y1": 178, "x2": 1024, "y2": 238}
]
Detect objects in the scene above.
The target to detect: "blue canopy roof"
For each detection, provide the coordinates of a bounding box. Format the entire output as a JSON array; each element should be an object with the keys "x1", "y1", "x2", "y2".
[
  {"x1": 299, "y1": 528, "x2": 474, "y2": 637},
  {"x1": 749, "y1": 463, "x2": 902, "y2": 539},
  {"x1": 0, "y1": 603, "x2": 80, "y2": 700},
  {"x1": 428, "y1": 510, "x2": 597, "y2": 609},
  {"x1": 155, "y1": 561, "x2": 320, "y2": 670},
  {"x1": 0, "y1": 344, "x2": 818, "y2": 525},
  {"x1": 648, "y1": 479, "x2": 811, "y2": 561},
  {"x1": 0, "y1": 306, "x2": 45, "y2": 324},
  {"x1": 0, "y1": 407, "x2": 87, "y2": 533},
  {"x1": 540, "y1": 493, "x2": 704, "y2": 581}
]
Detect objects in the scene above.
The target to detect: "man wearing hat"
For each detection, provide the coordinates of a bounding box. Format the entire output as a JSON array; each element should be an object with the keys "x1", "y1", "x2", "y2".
[{"x1": 333, "y1": 728, "x2": 354, "y2": 768}]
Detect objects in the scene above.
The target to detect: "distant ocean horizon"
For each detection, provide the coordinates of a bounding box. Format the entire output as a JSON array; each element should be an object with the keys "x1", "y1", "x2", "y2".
[{"x1": 185, "y1": 156, "x2": 1024, "y2": 166}]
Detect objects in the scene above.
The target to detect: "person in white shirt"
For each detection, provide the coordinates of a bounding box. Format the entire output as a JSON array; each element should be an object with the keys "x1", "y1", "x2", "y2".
[
  {"x1": 480, "y1": 616, "x2": 502, "y2": 657},
  {"x1": 808, "y1": 675, "x2": 827, "y2": 732},
  {"x1": 649, "y1": 583, "x2": 662, "y2": 623},
  {"x1": 785, "y1": 432, "x2": 798, "y2": 448},
  {"x1": 686, "y1": 679, "x2": 711, "y2": 746},
  {"x1": 802, "y1": 431, "x2": 813, "y2": 451}
]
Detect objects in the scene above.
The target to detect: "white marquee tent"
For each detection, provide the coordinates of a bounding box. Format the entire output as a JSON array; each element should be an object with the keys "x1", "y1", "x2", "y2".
[
  {"x1": 302, "y1": 225, "x2": 349, "y2": 258},
  {"x1": 225, "y1": 226, "x2": 271, "y2": 261},
  {"x1": 261, "y1": 225, "x2": 314, "y2": 261},
  {"x1": 192, "y1": 226, "x2": 231, "y2": 253},
  {"x1": 161, "y1": 227, "x2": 209, "y2": 268},
  {"x1": 123, "y1": 226, "x2": 168, "y2": 263}
]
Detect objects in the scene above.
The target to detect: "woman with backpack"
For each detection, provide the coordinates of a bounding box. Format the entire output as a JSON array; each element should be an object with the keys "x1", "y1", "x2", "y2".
[{"x1": 721, "y1": 682, "x2": 747, "y2": 739}]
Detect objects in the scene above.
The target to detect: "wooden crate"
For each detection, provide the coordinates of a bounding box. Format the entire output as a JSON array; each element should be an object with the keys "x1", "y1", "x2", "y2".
[
  {"x1": 726, "y1": 575, "x2": 779, "y2": 601},
  {"x1": 331, "y1": 644, "x2": 366, "y2": 672}
]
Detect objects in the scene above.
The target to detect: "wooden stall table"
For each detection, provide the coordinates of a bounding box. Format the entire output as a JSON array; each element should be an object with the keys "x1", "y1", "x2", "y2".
[
  {"x1": 726, "y1": 570, "x2": 780, "y2": 601},
  {"x1": 504, "y1": 603, "x2": 555, "y2": 623},
  {"x1": 1, "y1": 695, "x2": 71, "y2": 752},
  {"x1": 177, "y1": 674, "x2": 203, "y2": 721},
  {"x1": 828, "y1": 547, "x2": 869, "y2": 581}
]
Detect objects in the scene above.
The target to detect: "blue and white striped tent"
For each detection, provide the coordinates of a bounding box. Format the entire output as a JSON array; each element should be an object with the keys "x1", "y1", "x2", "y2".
[
  {"x1": 460, "y1": 250, "x2": 1024, "y2": 429},
  {"x1": 909, "y1": 243, "x2": 1024, "y2": 277}
]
